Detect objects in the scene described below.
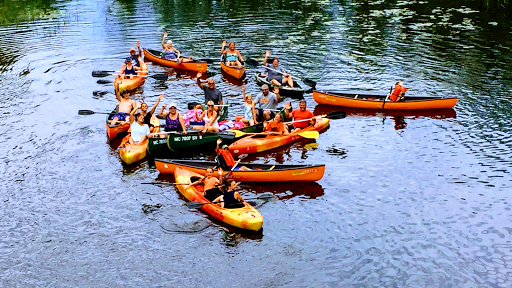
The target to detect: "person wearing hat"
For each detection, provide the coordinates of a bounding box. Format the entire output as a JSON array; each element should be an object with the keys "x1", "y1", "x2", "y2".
[
  {"x1": 127, "y1": 41, "x2": 142, "y2": 67},
  {"x1": 212, "y1": 179, "x2": 245, "y2": 209},
  {"x1": 215, "y1": 139, "x2": 251, "y2": 171},
  {"x1": 159, "y1": 102, "x2": 187, "y2": 134},
  {"x1": 161, "y1": 32, "x2": 193, "y2": 63}
]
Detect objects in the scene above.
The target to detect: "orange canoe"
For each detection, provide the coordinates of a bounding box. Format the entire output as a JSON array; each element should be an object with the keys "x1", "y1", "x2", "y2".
[
  {"x1": 114, "y1": 62, "x2": 148, "y2": 93},
  {"x1": 312, "y1": 91, "x2": 458, "y2": 110},
  {"x1": 220, "y1": 61, "x2": 246, "y2": 79},
  {"x1": 229, "y1": 118, "x2": 330, "y2": 156},
  {"x1": 155, "y1": 159, "x2": 325, "y2": 182},
  {"x1": 143, "y1": 48, "x2": 207, "y2": 73},
  {"x1": 174, "y1": 167, "x2": 263, "y2": 231}
]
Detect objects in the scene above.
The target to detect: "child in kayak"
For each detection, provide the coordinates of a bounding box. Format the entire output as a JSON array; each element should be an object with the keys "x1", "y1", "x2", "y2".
[
  {"x1": 213, "y1": 179, "x2": 245, "y2": 209},
  {"x1": 241, "y1": 85, "x2": 257, "y2": 126},
  {"x1": 264, "y1": 113, "x2": 289, "y2": 135}
]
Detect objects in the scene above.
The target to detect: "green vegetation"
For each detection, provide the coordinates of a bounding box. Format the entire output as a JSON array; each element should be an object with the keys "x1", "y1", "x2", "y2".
[{"x1": 0, "y1": 0, "x2": 59, "y2": 25}]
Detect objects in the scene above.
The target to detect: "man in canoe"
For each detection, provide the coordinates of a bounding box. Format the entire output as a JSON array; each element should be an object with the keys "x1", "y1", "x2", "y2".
[
  {"x1": 127, "y1": 41, "x2": 142, "y2": 67},
  {"x1": 263, "y1": 50, "x2": 294, "y2": 87},
  {"x1": 221, "y1": 41, "x2": 244, "y2": 67},
  {"x1": 389, "y1": 80, "x2": 408, "y2": 102},
  {"x1": 213, "y1": 179, "x2": 245, "y2": 209},
  {"x1": 215, "y1": 139, "x2": 251, "y2": 171},
  {"x1": 188, "y1": 167, "x2": 224, "y2": 202},
  {"x1": 140, "y1": 94, "x2": 164, "y2": 133},
  {"x1": 196, "y1": 72, "x2": 223, "y2": 110},
  {"x1": 112, "y1": 81, "x2": 137, "y2": 124},
  {"x1": 285, "y1": 100, "x2": 315, "y2": 132},
  {"x1": 253, "y1": 84, "x2": 281, "y2": 123}
]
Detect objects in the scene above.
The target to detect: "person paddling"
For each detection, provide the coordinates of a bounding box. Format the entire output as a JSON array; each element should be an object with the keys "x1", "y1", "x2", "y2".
[
  {"x1": 221, "y1": 41, "x2": 244, "y2": 67},
  {"x1": 213, "y1": 179, "x2": 245, "y2": 209},
  {"x1": 285, "y1": 100, "x2": 315, "y2": 132},
  {"x1": 263, "y1": 50, "x2": 294, "y2": 87},
  {"x1": 112, "y1": 81, "x2": 137, "y2": 124},
  {"x1": 388, "y1": 80, "x2": 408, "y2": 102},
  {"x1": 188, "y1": 167, "x2": 224, "y2": 201}
]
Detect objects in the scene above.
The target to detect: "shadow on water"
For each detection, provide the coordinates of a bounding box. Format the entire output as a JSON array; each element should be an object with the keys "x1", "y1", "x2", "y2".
[{"x1": 314, "y1": 104, "x2": 457, "y2": 119}]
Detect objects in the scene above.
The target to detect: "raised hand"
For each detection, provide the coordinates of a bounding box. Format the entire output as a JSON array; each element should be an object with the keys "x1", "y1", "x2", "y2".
[
  {"x1": 136, "y1": 41, "x2": 140, "y2": 48},
  {"x1": 163, "y1": 31, "x2": 168, "y2": 38},
  {"x1": 196, "y1": 72, "x2": 202, "y2": 78},
  {"x1": 265, "y1": 50, "x2": 271, "y2": 57},
  {"x1": 285, "y1": 101, "x2": 292, "y2": 110},
  {"x1": 273, "y1": 86, "x2": 280, "y2": 94},
  {"x1": 159, "y1": 94, "x2": 164, "y2": 101},
  {"x1": 217, "y1": 138, "x2": 222, "y2": 145}
]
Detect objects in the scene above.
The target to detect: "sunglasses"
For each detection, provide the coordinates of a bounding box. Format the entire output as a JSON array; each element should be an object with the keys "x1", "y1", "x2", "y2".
[
  {"x1": 208, "y1": 83, "x2": 215, "y2": 85},
  {"x1": 170, "y1": 107, "x2": 176, "y2": 109},
  {"x1": 207, "y1": 105, "x2": 214, "y2": 107},
  {"x1": 261, "y1": 88, "x2": 269, "y2": 91}
]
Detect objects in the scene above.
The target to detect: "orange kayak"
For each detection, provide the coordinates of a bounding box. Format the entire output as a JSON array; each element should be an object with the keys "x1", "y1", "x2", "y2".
[
  {"x1": 118, "y1": 117, "x2": 160, "y2": 164},
  {"x1": 220, "y1": 61, "x2": 246, "y2": 79},
  {"x1": 155, "y1": 159, "x2": 325, "y2": 182},
  {"x1": 114, "y1": 62, "x2": 148, "y2": 93},
  {"x1": 105, "y1": 107, "x2": 130, "y2": 140},
  {"x1": 174, "y1": 167, "x2": 263, "y2": 231},
  {"x1": 143, "y1": 48, "x2": 207, "y2": 73},
  {"x1": 229, "y1": 118, "x2": 330, "y2": 156},
  {"x1": 313, "y1": 90, "x2": 458, "y2": 110}
]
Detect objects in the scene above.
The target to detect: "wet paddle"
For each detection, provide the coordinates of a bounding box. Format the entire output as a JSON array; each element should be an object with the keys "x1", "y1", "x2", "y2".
[
  {"x1": 226, "y1": 130, "x2": 319, "y2": 139},
  {"x1": 262, "y1": 65, "x2": 316, "y2": 89},
  {"x1": 245, "y1": 58, "x2": 260, "y2": 66},
  {"x1": 92, "y1": 70, "x2": 169, "y2": 80},
  {"x1": 186, "y1": 193, "x2": 275, "y2": 209},
  {"x1": 78, "y1": 110, "x2": 112, "y2": 115}
]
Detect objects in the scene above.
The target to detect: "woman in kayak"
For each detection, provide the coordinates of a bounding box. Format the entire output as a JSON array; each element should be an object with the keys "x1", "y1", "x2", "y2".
[
  {"x1": 213, "y1": 179, "x2": 245, "y2": 209},
  {"x1": 221, "y1": 41, "x2": 244, "y2": 67},
  {"x1": 196, "y1": 101, "x2": 219, "y2": 133},
  {"x1": 159, "y1": 102, "x2": 187, "y2": 134},
  {"x1": 188, "y1": 167, "x2": 224, "y2": 201},
  {"x1": 161, "y1": 32, "x2": 192, "y2": 63},
  {"x1": 119, "y1": 59, "x2": 141, "y2": 79},
  {"x1": 264, "y1": 113, "x2": 289, "y2": 135},
  {"x1": 127, "y1": 106, "x2": 150, "y2": 145}
]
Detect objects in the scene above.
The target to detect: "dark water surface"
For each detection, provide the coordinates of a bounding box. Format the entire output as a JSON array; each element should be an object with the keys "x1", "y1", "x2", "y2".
[{"x1": 1, "y1": 0, "x2": 512, "y2": 286}]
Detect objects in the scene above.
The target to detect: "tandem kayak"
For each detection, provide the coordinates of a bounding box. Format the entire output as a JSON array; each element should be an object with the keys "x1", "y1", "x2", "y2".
[
  {"x1": 143, "y1": 48, "x2": 207, "y2": 73},
  {"x1": 114, "y1": 62, "x2": 148, "y2": 94},
  {"x1": 175, "y1": 167, "x2": 263, "y2": 231},
  {"x1": 229, "y1": 118, "x2": 330, "y2": 156},
  {"x1": 254, "y1": 72, "x2": 305, "y2": 99},
  {"x1": 312, "y1": 90, "x2": 458, "y2": 110},
  {"x1": 155, "y1": 159, "x2": 326, "y2": 182},
  {"x1": 147, "y1": 122, "x2": 263, "y2": 158}
]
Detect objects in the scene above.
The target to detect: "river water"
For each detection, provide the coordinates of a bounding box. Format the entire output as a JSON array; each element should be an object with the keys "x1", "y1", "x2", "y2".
[{"x1": 1, "y1": 0, "x2": 511, "y2": 286}]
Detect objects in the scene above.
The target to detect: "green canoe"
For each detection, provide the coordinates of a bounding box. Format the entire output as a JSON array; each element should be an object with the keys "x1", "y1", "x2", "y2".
[{"x1": 147, "y1": 122, "x2": 263, "y2": 158}]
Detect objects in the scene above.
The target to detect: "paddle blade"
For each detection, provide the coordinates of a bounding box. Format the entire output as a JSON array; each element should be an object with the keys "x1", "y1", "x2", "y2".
[
  {"x1": 78, "y1": 110, "x2": 95, "y2": 115},
  {"x1": 149, "y1": 73, "x2": 168, "y2": 80},
  {"x1": 298, "y1": 131, "x2": 320, "y2": 139},
  {"x1": 245, "y1": 58, "x2": 260, "y2": 66},
  {"x1": 238, "y1": 154, "x2": 249, "y2": 160},
  {"x1": 326, "y1": 111, "x2": 347, "y2": 119},
  {"x1": 186, "y1": 201, "x2": 208, "y2": 209},
  {"x1": 92, "y1": 71, "x2": 112, "y2": 77},
  {"x1": 199, "y1": 58, "x2": 215, "y2": 64},
  {"x1": 303, "y1": 78, "x2": 316, "y2": 89},
  {"x1": 225, "y1": 129, "x2": 245, "y2": 138}
]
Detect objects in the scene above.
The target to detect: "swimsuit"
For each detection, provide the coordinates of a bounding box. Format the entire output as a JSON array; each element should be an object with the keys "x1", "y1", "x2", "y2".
[
  {"x1": 163, "y1": 50, "x2": 178, "y2": 60},
  {"x1": 112, "y1": 112, "x2": 130, "y2": 121},
  {"x1": 226, "y1": 52, "x2": 238, "y2": 62},
  {"x1": 124, "y1": 66, "x2": 136, "y2": 76},
  {"x1": 164, "y1": 114, "x2": 183, "y2": 132}
]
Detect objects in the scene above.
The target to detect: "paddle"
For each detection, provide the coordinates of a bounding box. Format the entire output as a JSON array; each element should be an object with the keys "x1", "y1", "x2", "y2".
[
  {"x1": 226, "y1": 130, "x2": 319, "y2": 139},
  {"x1": 186, "y1": 193, "x2": 275, "y2": 209},
  {"x1": 142, "y1": 182, "x2": 190, "y2": 185},
  {"x1": 78, "y1": 110, "x2": 112, "y2": 115},
  {"x1": 262, "y1": 65, "x2": 316, "y2": 89},
  {"x1": 245, "y1": 58, "x2": 260, "y2": 66},
  {"x1": 282, "y1": 111, "x2": 347, "y2": 125},
  {"x1": 223, "y1": 159, "x2": 241, "y2": 179},
  {"x1": 92, "y1": 70, "x2": 168, "y2": 80}
]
